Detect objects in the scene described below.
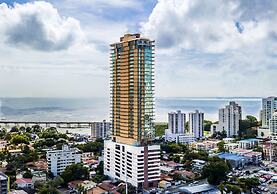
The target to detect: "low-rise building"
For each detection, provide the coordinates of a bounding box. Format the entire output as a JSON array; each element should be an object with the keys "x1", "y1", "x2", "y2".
[
  {"x1": 217, "y1": 153, "x2": 247, "y2": 168},
  {"x1": 159, "y1": 180, "x2": 171, "y2": 189},
  {"x1": 222, "y1": 148, "x2": 262, "y2": 166},
  {"x1": 179, "y1": 184, "x2": 217, "y2": 194},
  {"x1": 31, "y1": 170, "x2": 47, "y2": 183},
  {"x1": 191, "y1": 159, "x2": 206, "y2": 171},
  {"x1": 8, "y1": 149, "x2": 22, "y2": 157},
  {"x1": 46, "y1": 145, "x2": 81, "y2": 176},
  {"x1": 16, "y1": 178, "x2": 34, "y2": 189},
  {"x1": 165, "y1": 130, "x2": 195, "y2": 144},
  {"x1": 223, "y1": 138, "x2": 235, "y2": 143},
  {"x1": 68, "y1": 180, "x2": 97, "y2": 191},
  {"x1": 224, "y1": 143, "x2": 239, "y2": 151},
  {"x1": 262, "y1": 141, "x2": 277, "y2": 161},
  {"x1": 173, "y1": 170, "x2": 195, "y2": 180},
  {"x1": 238, "y1": 138, "x2": 259, "y2": 149},
  {"x1": 243, "y1": 151, "x2": 262, "y2": 164},
  {"x1": 193, "y1": 140, "x2": 221, "y2": 151},
  {"x1": 257, "y1": 127, "x2": 271, "y2": 139}
]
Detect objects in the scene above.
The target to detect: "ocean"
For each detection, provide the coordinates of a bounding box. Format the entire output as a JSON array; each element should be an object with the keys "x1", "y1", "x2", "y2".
[{"x1": 0, "y1": 97, "x2": 262, "y2": 122}]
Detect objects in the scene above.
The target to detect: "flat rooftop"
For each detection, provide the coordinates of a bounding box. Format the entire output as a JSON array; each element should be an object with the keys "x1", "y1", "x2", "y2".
[
  {"x1": 179, "y1": 184, "x2": 215, "y2": 193},
  {"x1": 239, "y1": 138, "x2": 259, "y2": 142},
  {"x1": 217, "y1": 153, "x2": 245, "y2": 161}
]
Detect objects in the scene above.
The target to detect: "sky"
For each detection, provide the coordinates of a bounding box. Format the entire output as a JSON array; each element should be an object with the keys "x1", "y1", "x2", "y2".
[{"x1": 0, "y1": 0, "x2": 276, "y2": 98}]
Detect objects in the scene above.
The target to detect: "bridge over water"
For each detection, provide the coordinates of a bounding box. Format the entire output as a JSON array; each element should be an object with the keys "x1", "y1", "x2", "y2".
[{"x1": 0, "y1": 120, "x2": 95, "y2": 128}]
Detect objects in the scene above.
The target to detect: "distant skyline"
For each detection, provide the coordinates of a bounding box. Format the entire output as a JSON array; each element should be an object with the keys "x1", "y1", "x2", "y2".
[{"x1": 0, "y1": 0, "x2": 276, "y2": 97}]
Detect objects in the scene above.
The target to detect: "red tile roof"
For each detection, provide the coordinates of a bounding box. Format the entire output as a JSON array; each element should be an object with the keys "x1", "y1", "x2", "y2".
[{"x1": 16, "y1": 178, "x2": 32, "y2": 184}]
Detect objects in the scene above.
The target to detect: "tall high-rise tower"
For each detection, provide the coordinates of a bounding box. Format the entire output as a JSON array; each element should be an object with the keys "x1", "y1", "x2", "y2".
[
  {"x1": 189, "y1": 110, "x2": 204, "y2": 139},
  {"x1": 218, "y1": 101, "x2": 242, "y2": 137},
  {"x1": 261, "y1": 97, "x2": 277, "y2": 127},
  {"x1": 110, "y1": 33, "x2": 155, "y2": 146},
  {"x1": 168, "y1": 110, "x2": 186, "y2": 134},
  {"x1": 104, "y1": 34, "x2": 160, "y2": 189}
]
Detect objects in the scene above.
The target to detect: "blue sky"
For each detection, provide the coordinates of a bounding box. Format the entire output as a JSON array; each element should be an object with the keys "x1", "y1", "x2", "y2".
[{"x1": 0, "y1": 0, "x2": 276, "y2": 97}]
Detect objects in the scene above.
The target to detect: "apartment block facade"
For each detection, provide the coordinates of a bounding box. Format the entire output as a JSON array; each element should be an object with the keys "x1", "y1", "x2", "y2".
[
  {"x1": 168, "y1": 110, "x2": 186, "y2": 134},
  {"x1": 46, "y1": 145, "x2": 81, "y2": 176},
  {"x1": 269, "y1": 111, "x2": 277, "y2": 135},
  {"x1": 218, "y1": 101, "x2": 242, "y2": 137},
  {"x1": 189, "y1": 110, "x2": 204, "y2": 139},
  {"x1": 91, "y1": 120, "x2": 111, "y2": 139},
  {"x1": 261, "y1": 97, "x2": 277, "y2": 127}
]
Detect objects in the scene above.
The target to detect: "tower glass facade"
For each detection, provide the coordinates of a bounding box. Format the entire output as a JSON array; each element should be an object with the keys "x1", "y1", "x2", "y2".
[{"x1": 110, "y1": 34, "x2": 155, "y2": 145}]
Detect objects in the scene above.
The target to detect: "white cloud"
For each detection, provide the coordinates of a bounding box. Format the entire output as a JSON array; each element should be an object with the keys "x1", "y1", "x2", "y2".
[
  {"x1": 62, "y1": 0, "x2": 140, "y2": 9},
  {"x1": 141, "y1": 0, "x2": 277, "y2": 53},
  {"x1": 141, "y1": 0, "x2": 277, "y2": 97},
  {"x1": 0, "y1": 1, "x2": 84, "y2": 51}
]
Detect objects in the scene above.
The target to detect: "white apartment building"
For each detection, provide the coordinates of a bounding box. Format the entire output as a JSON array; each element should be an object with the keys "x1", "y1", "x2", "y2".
[
  {"x1": 218, "y1": 101, "x2": 242, "y2": 137},
  {"x1": 104, "y1": 140, "x2": 160, "y2": 188},
  {"x1": 261, "y1": 97, "x2": 277, "y2": 127},
  {"x1": 269, "y1": 111, "x2": 277, "y2": 136},
  {"x1": 91, "y1": 120, "x2": 111, "y2": 139},
  {"x1": 168, "y1": 110, "x2": 186, "y2": 134},
  {"x1": 189, "y1": 110, "x2": 204, "y2": 139},
  {"x1": 46, "y1": 145, "x2": 81, "y2": 176},
  {"x1": 165, "y1": 129, "x2": 195, "y2": 144}
]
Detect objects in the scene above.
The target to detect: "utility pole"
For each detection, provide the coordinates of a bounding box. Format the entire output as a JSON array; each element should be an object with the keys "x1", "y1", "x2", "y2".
[
  {"x1": 269, "y1": 136, "x2": 272, "y2": 164},
  {"x1": 125, "y1": 174, "x2": 128, "y2": 194}
]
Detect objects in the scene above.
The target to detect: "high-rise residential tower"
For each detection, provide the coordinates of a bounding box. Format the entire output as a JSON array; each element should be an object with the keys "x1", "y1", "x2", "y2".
[
  {"x1": 91, "y1": 120, "x2": 111, "y2": 139},
  {"x1": 104, "y1": 34, "x2": 160, "y2": 189},
  {"x1": 261, "y1": 97, "x2": 277, "y2": 127},
  {"x1": 189, "y1": 110, "x2": 204, "y2": 139},
  {"x1": 269, "y1": 111, "x2": 277, "y2": 136},
  {"x1": 168, "y1": 110, "x2": 186, "y2": 134},
  {"x1": 218, "y1": 101, "x2": 242, "y2": 137}
]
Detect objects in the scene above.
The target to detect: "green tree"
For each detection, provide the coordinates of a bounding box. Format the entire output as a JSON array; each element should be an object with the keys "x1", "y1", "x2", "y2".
[
  {"x1": 0, "y1": 128, "x2": 7, "y2": 139},
  {"x1": 238, "y1": 177, "x2": 259, "y2": 192},
  {"x1": 10, "y1": 126, "x2": 19, "y2": 132},
  {"x1": 76, "y1": 139, "x2": 104, "y2": 156},
  {"x1": 155, "y1": 123, "x2": 168, "y2": 137},
  {"x1": 61, "y1": 163, "x2": 89, "y2": 184},
  {"x1": 239, "y1": 115, "x2": 260, "y2": 138},
  {"x1": 202, "y1": 157, "x2": 230, "y2": 185},
  {"x1": 223, "y1": 183, "x2": 242, "y2": 194},
  {"x1": 172, "y1": 173, "x2": 185, "y2": 181},
  {"x1": 10, "y1": 134, "x2": 29, "y2": 145},
  {"x1": 38, "y1": 186, "x2": 59, "y2": 194},
  {"x1": 204, "y1": 120, "x2": 213, "y2": 131},
  {"x1": 23, "y1": 170, "x2": 33, "y2": 178},
  {"x1": 217, "y1": 141, "x2": 227, "y2": 152}
]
